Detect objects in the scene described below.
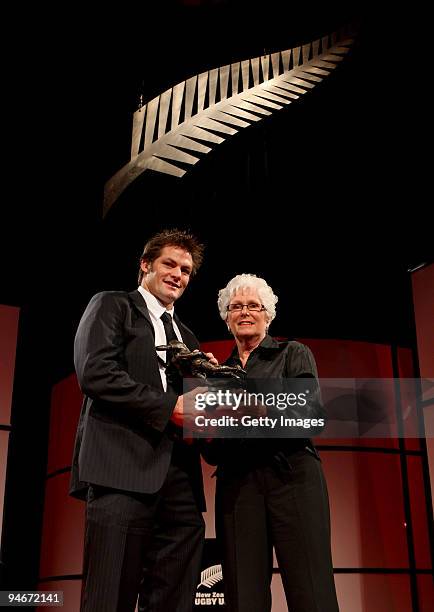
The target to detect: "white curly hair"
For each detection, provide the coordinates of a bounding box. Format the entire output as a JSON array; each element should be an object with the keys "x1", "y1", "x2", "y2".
[{"x1": 217, "y1": 274, "x2": 278, "y2": 328}]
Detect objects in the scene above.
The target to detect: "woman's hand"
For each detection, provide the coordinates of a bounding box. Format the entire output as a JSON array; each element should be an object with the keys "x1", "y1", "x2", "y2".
[{"x1": 204, "y1": 352, "x2": 218, "y2": 365}]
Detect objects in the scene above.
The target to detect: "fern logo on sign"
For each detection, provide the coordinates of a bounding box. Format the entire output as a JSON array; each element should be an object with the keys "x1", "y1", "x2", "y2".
[{"x1": 195, "y1": 564, "x2": 225, "y2": 606}]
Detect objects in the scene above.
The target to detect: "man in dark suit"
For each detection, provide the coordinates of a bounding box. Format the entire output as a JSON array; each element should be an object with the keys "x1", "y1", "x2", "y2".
[{"x1": 70, "y1": 229, "x2": 212, "y2": 612}]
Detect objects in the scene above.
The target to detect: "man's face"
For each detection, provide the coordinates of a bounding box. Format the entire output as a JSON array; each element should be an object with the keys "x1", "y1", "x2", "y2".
[{"x1": 140, "y1": 246, "x2": 193, "y2": 307}]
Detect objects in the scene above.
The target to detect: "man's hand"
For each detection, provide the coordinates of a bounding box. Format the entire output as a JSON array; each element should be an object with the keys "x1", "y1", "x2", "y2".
[
  {"x1": 171, "y1": 395, "x2": 185, "y2": 428},
  {"x1": 170, "y1": 386, "x2": 208, "y2": 428}
]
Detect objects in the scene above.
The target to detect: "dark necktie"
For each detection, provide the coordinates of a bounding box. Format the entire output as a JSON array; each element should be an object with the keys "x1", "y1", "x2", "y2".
[
  {"x1": 161, "y1": 312, "x2": 183, "y2": 419},
  {"x1": 161, "y1": 312, "x2": 179, "y2": 394},
  {"x1": 161, "y1": 311, "x2": 178, "y2": 353}
]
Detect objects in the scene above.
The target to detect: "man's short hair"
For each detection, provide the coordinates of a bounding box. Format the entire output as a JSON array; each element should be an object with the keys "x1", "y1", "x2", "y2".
[{"x1": 138, "y1": 229, "x2": 204, "y2": 284}]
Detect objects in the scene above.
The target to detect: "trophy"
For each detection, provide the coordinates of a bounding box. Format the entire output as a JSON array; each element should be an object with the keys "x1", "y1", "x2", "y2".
[
  {"x1": 156, "y1": 340, "x2": 246, "y2": 429},
  {"x1": 156, "y1": 340, "x2": 245, "y2": 381}
]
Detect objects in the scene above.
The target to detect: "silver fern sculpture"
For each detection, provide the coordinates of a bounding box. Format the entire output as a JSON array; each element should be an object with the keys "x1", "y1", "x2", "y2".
[{"x1": 104, "y1": 27, "x2": 356, "y2": 216}]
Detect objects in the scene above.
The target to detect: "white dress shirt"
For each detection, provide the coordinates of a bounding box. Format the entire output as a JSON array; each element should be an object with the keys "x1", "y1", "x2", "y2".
[{"x1": 137, "y1": 286, "x2": 182, "y2": 391}]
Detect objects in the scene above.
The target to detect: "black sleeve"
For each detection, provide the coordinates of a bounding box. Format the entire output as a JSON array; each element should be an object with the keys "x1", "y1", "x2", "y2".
[
  {"x1": 277, "y1": 341, "x2": 326, "y2": 430},
  {"x1": 285, "y1": 340, "x2": 319, "y2": 378},
  {"x1": 74, "y1": 292, "x2": 177, "y2": 432}
]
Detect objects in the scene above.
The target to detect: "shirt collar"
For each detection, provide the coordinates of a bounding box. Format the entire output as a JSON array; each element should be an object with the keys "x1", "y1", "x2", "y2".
[
  {"x1": 229, "y1": 334, "x2": 283, "y2": 360},
  {"x1": 137, "y1": 286, "x2": 175, "y2": 319}
]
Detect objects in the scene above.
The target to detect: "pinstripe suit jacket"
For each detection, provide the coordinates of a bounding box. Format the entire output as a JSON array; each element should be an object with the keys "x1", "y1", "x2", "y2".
[{"x1": 69, "y1": 289, "x2": 205, "y2": 510}]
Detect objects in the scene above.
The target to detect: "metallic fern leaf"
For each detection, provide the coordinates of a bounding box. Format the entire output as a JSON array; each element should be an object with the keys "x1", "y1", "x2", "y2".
[
  {"x1": 197, "y1": 564, "x2": 223, "y2": 589},
  {"x1": 104, "y1": 27, "x2": 356, "y2": 215}
]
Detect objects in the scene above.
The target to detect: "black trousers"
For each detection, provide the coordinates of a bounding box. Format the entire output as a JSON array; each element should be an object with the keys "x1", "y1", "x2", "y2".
[
  {"x1": 216, "y1": 449, "x2": 339, "y2": 612},
  {"x1": 81, "y1": 462, "x2": 205, "y2": 612}
]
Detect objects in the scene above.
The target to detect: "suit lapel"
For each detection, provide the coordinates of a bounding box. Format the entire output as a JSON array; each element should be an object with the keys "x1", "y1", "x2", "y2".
[
  {"x1": 129, "y1": 290, "x2": 154, "y2": 331},
  {"x1": 129, "y1": 290, "x2": 166, "y2": 390},
  {"x1": 174, "y1": 314, "x2": 199, "y2": 350}
]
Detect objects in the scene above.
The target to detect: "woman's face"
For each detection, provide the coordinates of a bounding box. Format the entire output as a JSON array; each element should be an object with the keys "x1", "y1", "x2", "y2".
[{"x1": 226, "y1": 287, "x2": 269, "y2": 343}]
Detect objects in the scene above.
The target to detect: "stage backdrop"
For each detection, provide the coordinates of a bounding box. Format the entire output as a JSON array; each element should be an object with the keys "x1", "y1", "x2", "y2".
[
  {"x1": 411, "y1": 263, "x2": 434, "y2": 513},
  {"x1": 38, "y1": 338, "x2": 433, "y2": 611},
  {"x1": 0, "y1": 305, "x2": 20, "y2": 549}
]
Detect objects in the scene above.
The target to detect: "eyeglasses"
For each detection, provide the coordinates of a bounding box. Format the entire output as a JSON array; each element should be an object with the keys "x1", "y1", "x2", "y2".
[{"x1": 227, "y1": 303, "x2": 266, "y2": 312}]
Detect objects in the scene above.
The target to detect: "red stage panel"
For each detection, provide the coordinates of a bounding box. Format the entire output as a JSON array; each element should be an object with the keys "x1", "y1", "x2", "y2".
[
  {"x1": 323, "y1": 451, "x2": 408, "y2": 568},
  {"x1": 36, "y1": 580, "x2": 81, "y2": 612},
  {"x1": 303, "y1": 339, "x2": 398, "y2": 449},
  {"x1": 334, "y1": 574, "x2": 412, "y2": 612},
  {"x1": 0, "y1": 304, "x2": 19, "y2": 544},
  {"x1": 397, "y1": 347, "x2": 415, "y2": 379},
  {"x1": 0, "y1": 430, "x2": 10, "y2": 541},
  {"x1": 407, "y1": 456, "x2": 432, "y2": 569},
  {"x1": 315, "y1": 378, "x2": 399, "y2": 449},
  {"x1": 306, "y1": 339, "x2": 397, "y2": 449},
  {"x1": 39, "y1": 472, "x2": 85, "y2": 579},
  {"x1": 411, "y1": 263, "x2": 434, "y2": 519},
  {"x1": 0, "y1": 304, "x2": 19, "y2": 424},
  {"x1": 200, "y1": 340, "x2": 234, "y2": 365},
  {"x1": 418, "y1": 574, "x2": 434, "y2": 611},
  {"x1": 424, "y1": 405, "x2": 434, "y2": 512},
  {"x1": 411, "y1": 264, "x2": 434, "y2": 383},
  {"x1": 47, "y1": 374, "x2": 83, "y2": 474},
  {"x1": 397, "y1": 347, "x2": 420, "y2": 451},
  {"x1": 298, "y1": 339, "x2": 394, "y2": 378}
]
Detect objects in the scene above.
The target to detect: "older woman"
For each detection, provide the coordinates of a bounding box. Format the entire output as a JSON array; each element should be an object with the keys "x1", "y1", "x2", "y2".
[{"x1": 210, "y1": 274, "x2": 339, "y2": 612}]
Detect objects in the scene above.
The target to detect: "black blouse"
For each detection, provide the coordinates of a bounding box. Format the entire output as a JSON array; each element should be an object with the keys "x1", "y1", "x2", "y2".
[
  {"x1": 225, "y1": 334, "x2": 318, "y2": 379},
  {"x1": 202, "y1": 335, "x2": 324, "y2": 474}
]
